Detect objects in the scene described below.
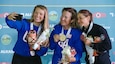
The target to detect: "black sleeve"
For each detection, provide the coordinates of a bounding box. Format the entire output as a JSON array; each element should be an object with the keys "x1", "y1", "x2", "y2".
[{"x1": 92, "y1": 27, "x2": 112, "y2": 51}]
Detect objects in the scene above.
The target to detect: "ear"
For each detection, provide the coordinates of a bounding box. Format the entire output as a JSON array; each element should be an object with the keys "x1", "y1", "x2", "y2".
[{"x1": 87, "y1": 16, "x2": 91, "y2": 21}]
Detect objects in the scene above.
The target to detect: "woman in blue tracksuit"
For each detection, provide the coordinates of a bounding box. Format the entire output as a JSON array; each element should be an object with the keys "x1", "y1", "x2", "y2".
[
  {"x1": 49, "y1": 7, "x2": 84, "y2": 64},
  {"x1": 5, "y1": 5, "x2": 49, "y2": 64}
]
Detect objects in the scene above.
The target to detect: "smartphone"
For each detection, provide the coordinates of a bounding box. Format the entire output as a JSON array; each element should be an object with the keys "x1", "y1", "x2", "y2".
[{"x1": 14, "y1": 14, "x2": 23, "y2": 21}]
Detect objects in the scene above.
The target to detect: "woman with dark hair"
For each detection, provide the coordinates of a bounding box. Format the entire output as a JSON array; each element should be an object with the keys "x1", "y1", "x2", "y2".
[
  {"x1": 5, "y1": 5, "x2": 49, "y2": 64},
  {"x1": 49, "y1": 7, "x2": 84, "y2": 64},
  {"x1": 77, "y1": 9, "x2": 112, "y2": 64}
]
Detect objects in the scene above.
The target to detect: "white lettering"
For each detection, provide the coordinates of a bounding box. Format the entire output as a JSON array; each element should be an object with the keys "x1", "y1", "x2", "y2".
[
  {"x1": 110, "y1": 13, "x2": 114, "y2": 17},
  {"x1": 0, "y1": 50, "x2": 14, "y2": 54}
]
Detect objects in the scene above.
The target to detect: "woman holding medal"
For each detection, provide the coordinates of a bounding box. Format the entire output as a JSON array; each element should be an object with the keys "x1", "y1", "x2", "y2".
[
  {"x1": 5, "y1": 5, "x2": 49, "y2": 64},
  {"x1": 49, "y1": 7, "x2": 84, "y2": 64},
  {"x1": 77, "y1": 9, "x2": 112, "y2": 64}
]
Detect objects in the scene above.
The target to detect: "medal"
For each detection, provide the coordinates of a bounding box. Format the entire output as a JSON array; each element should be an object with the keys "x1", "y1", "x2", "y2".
[
  {"x1": 59, "y1": 33, "x2": 66, "y2": 41},
  {"x1": 58, "y1": 27, "x2": 72, "y2": 49}
]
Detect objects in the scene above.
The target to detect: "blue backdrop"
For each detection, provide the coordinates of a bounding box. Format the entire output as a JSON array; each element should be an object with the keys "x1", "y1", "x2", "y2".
[{"x1": 0, "y1": 0, "x2": 115, "y2": 64}]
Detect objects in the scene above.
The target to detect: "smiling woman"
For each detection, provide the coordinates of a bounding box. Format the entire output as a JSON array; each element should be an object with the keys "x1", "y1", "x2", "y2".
[
  {"x1": 49, "y1": 7, "x2": 84, "y2": 64},
  {"x1": 0, "y1": 0, "x2": 115, "y2": 64},
  {"x1": 77, "y1": 9, "x2": 112, "y2": 64},
  {"x1": 5, "y1": 5, "x2": 49, "y2": 64}
]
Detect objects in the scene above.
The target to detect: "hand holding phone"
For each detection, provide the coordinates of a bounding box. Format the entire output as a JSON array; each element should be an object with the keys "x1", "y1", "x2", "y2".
[{"x1": 14, "y1": 14, "x2": 23, "y2": 21}]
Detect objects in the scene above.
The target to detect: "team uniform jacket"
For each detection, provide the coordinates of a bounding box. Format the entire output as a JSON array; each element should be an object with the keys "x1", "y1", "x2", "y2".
[
  {"x1": 84, "y1": 23, "x2": 112, "y2": 64},
  {"x1": 49, "y1": 24, "x2": 84, "y2": 64},
  {"x1": 5, "y1": 17, "x2": 48, "y2": 57}
]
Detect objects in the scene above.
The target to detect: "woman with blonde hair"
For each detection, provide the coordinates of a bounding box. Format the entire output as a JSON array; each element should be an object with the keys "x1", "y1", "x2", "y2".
[{"x1": 5, "y1": 5, "x2": 49, "y2": 64}]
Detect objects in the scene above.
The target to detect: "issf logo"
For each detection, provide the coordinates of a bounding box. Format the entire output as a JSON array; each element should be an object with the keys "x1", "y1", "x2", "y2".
[{"x1": 93, "y1": 12, "x2": 106, "y2": 18}]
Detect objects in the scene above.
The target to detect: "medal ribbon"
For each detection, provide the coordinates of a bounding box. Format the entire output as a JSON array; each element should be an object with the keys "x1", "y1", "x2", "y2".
[
  {"x1": 30, "y1": 23, "x2": 42, "y2": 34},
  {"x1": 23, "y1": 23, "x2": 42, "y2": 42},
  {"x1": 61, "y1": 27, "x2": 71, "y2": 38},
  {"x1": 58, "y1": 27, "x2": 72, "y2": 49},
  {"x1": 84, "y1": 22, "x2": 93, "y2": 35}
]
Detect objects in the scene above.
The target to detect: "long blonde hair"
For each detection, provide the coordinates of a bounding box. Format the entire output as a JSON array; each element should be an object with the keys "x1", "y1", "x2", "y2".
[{"x1": 30, "y1": 5, "x2": 47, "y2": 35}]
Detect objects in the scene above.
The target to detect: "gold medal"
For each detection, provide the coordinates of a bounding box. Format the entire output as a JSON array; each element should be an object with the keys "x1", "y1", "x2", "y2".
[{"x1": 59, "y1": 34, "x2": 66, "y2": 41}]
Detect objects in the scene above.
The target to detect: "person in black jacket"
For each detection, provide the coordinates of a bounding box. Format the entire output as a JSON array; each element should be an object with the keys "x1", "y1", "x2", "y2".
[{"x1": 77, "y1": 9, "x2": 112, "y2": 64}]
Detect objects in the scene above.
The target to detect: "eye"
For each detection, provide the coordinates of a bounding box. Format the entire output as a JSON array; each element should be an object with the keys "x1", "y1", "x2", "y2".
[{"x1": 32, "y1": 31, "x2": 35, "y2": 33}]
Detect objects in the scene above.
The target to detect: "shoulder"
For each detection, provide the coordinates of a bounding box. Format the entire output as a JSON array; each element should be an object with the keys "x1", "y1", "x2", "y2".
[
  {"x1": 53, "y1": 24, "x2": 62, "y2": 30},
  {"x1": 71, "y1": 28, "x2": 82, "y2": 35},
  {"x1": 21, "y1": 19, "x2": 30, "y2": 24},
  {"x1": 72, "y1": 28, "x2": 82, "y2": 33},
  {"x1": 93, "y1": 23, "x2": 106, "y2": 30},
  {"x1": 54, "y1": 24, "x2": 61, "y2": 28}
]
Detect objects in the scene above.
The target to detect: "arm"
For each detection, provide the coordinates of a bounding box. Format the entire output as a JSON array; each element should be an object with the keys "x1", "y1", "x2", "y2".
[
  {"x1": 91, "y1": 27, "x2": 112, "y2": 50},
  {"x1": 49, "y1": 30, "x2": 57, "y2": 50},
  {"x1": 68, "y1": 31, "x2": 84, "y2": 63},
  {"x1": 74, "y1": 36, "x2": 84, "y2": 62},
  {"x1": 5, "y1": 12, "x2": 23, "y2": 30},
  {"x1": 36, "y1": 47, "x2": 48, "y2": 56}
]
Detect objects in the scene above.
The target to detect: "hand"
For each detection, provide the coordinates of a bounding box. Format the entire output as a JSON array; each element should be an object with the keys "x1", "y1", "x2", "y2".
[
  {"x1": 68, "y1": 56, "x2": 76, "y2": 63},
  {"x1": 65, "y1": 54, "x2": 76, "y2": 63},
  {"x1": 41, "y1": 38, "x2": 49, "y2": 47},
  {"x1": 7, "y1": 12, "x2": 18, "y2": 21},
  {"x1": 36, "y1": 43, "x2": 41, "y2": 50},
  {"x1": 80, "y1": 35, "x2": 91, "y2": 45},
  {"x1": 53, "y1": 34, "x2": 60, "y2": 42},
  {"x1": 93, "y1": 50, "x2": 99, "y2": 56},
  {"x1": 80, "y1": 34, "x2": 86, "y2": 42},
  {"x1": 94, "y1": 36, "x2": 101, "y2": 43}
]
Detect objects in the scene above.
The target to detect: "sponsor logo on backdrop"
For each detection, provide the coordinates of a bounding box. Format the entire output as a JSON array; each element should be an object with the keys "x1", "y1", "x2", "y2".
[
  {"x1": 112, "y1": 62, "x2": 115, "y2": 64},
  {"x1": 0, "y1": 12, "x2": 9, "y2": 18},
  {"x1": 0, "y1": 62, "x2": 10, "y2": 64},
  {"x1": 49, "y1": 11, "x2": 58, "y2": 21},
  {"x1": 0, "y1": 50, "x2": 14, "y2": 54},
  {"x1": 0, "y1": 12, "x2": 32, "y2": 18},
  {"x1": 109, "y1": 12, "x2": 115, "y2": 17},
  {"x1": 0, "y1": 24, "x2": 2, "y2": 29},
  {"x1": 0, "y1": 23, "x2": 11, "y2": 30},
  {"x1": 1, "y1": 34, "x2": 12, "y2": 45},
  {"x1": 110, "y1": 38, "x2": 114, "y2": 42},
  {"x1": 100, "y1": 24, "x2": 111, "y2": 30},
  {"x1": 20, "y1": 13, "x2": 32, "y2": 17},
  {"x1": 93, "y1": 12, "x2": 106, "y2": 18}
]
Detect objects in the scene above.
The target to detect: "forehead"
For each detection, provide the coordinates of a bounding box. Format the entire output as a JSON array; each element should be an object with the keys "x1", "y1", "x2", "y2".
[
  {"x1": 62, "y1": 11, "x2": 72, "y2": 16},
  {"x1": 35, "y1": 8, "x2": 45, "y2": 13},
  {"x1": 78, "y1": 13, "x2": 85, "y2": 18}
]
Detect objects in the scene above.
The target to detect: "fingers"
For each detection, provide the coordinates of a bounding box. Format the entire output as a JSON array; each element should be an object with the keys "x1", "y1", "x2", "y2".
[
  {"x1": 36, "y1": 44, "x2": 41, "y2": 50},
  {"x1": 80, "y1": 35, "x2": 92, "y2": 45},
  {"x1": 54, "y1": 34, "x2": 60, "y2": 42},
  {"x1": 94, "y1": 36, "x2": 101, "y2": 43},
  {"x1": 7, "y1": 12, "x2": 18, "y2": 21},
  {"x1": 80, "y1": 34, "x2": 86, "y2": 42},
  {"x1": 41, "y1": 39, "x2": 49, "y2": 47}
]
